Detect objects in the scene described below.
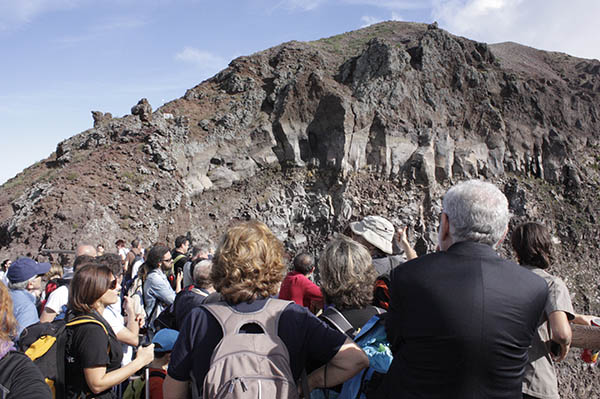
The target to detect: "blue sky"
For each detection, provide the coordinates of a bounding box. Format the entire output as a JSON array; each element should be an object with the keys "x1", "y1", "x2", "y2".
[{"x1": 1, "y1": 0, "x2": 598, "y2": 185}]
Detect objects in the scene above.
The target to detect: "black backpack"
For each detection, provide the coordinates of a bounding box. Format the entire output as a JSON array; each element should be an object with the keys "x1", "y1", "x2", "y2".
[{"x1": 18, "y1": 315, "x2": 108, "y2": 399}]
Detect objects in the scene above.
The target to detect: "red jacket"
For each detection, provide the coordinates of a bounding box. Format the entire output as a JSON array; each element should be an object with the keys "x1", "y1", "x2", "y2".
[{"x1": 278, "y1": 271, "x2": 323, "y2": 308}]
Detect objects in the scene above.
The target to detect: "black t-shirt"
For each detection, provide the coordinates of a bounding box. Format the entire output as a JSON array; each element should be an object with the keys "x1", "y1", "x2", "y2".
[
  {"x1": 65, "y1": 312, "x2": 123, "y2": 399},
  {"x1": 174, "y1": 287, "x2": 210, "y2": 330},
  {"x1": 168, "y1": 298, "x2": 347, "y2": 394},
  {"x1": 0, "y1": 351, "x2": 51, "y2": 399},
  {"x1": 171, "y1": 250, "x2": 188, "y2": 275}
]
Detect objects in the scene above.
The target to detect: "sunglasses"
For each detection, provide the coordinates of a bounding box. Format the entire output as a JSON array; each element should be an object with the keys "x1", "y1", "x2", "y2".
[
  {"x1": 162, "y1": 257, "x2": 173, "y2": 263},
  {"x1": 109, "y1": 278, "x2": 118, "y2": 290}
]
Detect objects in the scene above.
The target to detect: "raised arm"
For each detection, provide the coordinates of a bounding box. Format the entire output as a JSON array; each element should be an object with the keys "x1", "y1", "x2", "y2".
[{"x1": 396, "y1": 227, "x2": 417, "y2": 260}]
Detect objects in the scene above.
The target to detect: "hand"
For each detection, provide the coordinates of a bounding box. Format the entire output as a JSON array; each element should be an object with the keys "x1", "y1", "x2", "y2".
[
  {"x1": 176, "y1": 270, "x2": 184, "y2": 284},
  {"x1": 572, "y1": 314, "x2": 597, "y2": 326},
  {"x1": 396, "y1": 226, "x2": 418, "y2": 260},
  {"x1": 123, "y1": 296, "x2": 135, "y2": 318},
  {"x1": 550, "y1": 342, "x2": 570, "y2": 362},
  {"x1": 136, "y1": 344, "x2": 155, "y2": 365},
  {"x1": 396, "y1": 226, "x2": 409, "y2": 245},
  {"x1": 136, "y1": 314, "x2": 145, "y2": 328}
]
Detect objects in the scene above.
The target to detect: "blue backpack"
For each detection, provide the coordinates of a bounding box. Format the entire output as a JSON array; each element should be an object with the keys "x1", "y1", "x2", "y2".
[{"x1": 312, "y1": 313, "x2": 393, "y2": 399}]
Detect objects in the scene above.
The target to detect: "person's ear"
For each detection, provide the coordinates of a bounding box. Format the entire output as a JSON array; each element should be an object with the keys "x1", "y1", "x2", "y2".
[
  {"x1": 440, "y1": 213, "x2": 451, "y2": 241},
  {"x1": 495, "y1": 227, "x2": 509, "y2": 248}
]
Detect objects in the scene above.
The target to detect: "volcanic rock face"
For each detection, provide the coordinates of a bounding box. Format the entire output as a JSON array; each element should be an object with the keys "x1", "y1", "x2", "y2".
[{"x1": 1, "y1": 21, "x2": 599, "y2": 396}]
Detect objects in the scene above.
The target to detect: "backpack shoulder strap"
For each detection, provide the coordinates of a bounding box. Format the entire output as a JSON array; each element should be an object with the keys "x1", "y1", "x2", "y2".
[
  {"x1": 353, "y1": 314, "x2": 383, "y2": 342},
  {"x1": 321, "y1": 307, "x2": 354, "y2": 337},
  {"x1": 173, "y1": 254, "x2": 185, "y2": 264},
  {"x1": 371, "y1": 305, "x2": 385, "y2": 315},
  {"x1": 190, "y1": 287, "x2": 209, "y2": 297},
  {"x1": 66, "y1": 316, "x2": 109, "y2": 336},
  {"x1": 203, "y1": 298, "x2": 291, "y2": 337}
]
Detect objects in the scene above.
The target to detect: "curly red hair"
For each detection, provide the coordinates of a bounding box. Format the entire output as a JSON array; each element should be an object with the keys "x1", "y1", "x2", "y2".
[{"x1": 211, "y1": 220, "x2": 286, "y2": 304}]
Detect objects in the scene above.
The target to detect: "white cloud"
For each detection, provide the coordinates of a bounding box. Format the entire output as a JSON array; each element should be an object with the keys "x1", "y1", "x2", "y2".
[
  {"x1": 343, "y1": 0, "x2": 434, "y2": 10},
  {"x1": 360, "y1": 15, "x2": 383, "y2": 28},
  {"x1": 53, "y1": 15, "x2": 148, "y2": 45},
  {"x1": 360, "y1": 10, "x2": 403, "y2": 28},
  {"x1": 175, "y1": 47, "x2": 228, "y2": 72},
  {"x1": 391, "y1": 11, "x2": 404, "y2": 20},
  {"x1": 273, "y1": 0, "x2": 327, "y2": 12},
  {"x1": 432, "y1": 0, "x2": 600, "y2": 60},
  {"x1": 0, "y1": 0, "x2": 81, "y2": 30},
  {"x1": 92, "y1": 15, "x2": 147, "y2": 32}
]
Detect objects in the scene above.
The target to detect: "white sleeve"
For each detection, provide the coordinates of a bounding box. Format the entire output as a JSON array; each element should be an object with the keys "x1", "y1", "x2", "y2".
[
  {"x1": 103, "y1": 302, "x2": 125, "y2": 334},
  {"x1": 44, "y1": 285, "x2": 69, "y2": 313},
  {"x1": 131, "y1": 260, "x2": 142, "y2": 279}
]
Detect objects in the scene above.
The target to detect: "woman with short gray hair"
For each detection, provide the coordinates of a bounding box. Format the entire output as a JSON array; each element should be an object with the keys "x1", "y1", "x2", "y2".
[{"x1": 319, "y1": 235, "x2": 382, "y2": 338}]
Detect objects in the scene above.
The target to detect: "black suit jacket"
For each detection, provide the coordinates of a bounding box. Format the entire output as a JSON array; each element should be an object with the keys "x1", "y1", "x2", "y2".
[{"x1": 377, "y1": 241, "x2": 548, "y2": 399}]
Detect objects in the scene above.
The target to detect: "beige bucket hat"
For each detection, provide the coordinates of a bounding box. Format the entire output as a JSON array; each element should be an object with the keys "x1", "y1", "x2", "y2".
[{"x1": 349, "y1": 215, "x2": 394, "y2": 254}]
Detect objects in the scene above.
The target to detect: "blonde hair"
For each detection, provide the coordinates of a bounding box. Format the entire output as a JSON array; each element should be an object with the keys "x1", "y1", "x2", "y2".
[
  {"x1": 211, "y1": 220, "x2": 286, "y2": 304},
  {"x1": 319, "y1": 235, "x2": 377, "y2": 310},
  {"x1": 44, "y1": 263, "x2": 63, "y2": 281},
  {"x1": 0, "y1": 281, "x2": 17, "y2": 341}
]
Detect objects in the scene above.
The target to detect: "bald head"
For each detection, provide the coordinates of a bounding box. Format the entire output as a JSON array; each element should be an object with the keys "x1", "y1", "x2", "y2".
[
  {"x1": 193, "y1": 260, "x2": 213, "y2": 289},
  {"x1": 76, "y1": 244, "x2": 97, "y2": 257}
]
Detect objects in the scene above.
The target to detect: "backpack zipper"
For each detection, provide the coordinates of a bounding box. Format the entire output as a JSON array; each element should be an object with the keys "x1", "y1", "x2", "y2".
[{"x1": 227, "y1": 377, "x2": 248, "y2": 393}]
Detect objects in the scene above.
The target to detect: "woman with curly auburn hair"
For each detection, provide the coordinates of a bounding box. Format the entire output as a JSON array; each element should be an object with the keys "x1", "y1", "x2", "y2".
[
  {"x1": 0, "y1": 281, "x2": 51, "y2": 398},
  {"x1": 211, "y1": 220, "x2": 286, "y2": 304},
  {"x1": 164, "y1": 220, "x2": 369, "y2": 398},
  {"x1": 318, "y1": 235, "x2": 382, "y2": 338}
]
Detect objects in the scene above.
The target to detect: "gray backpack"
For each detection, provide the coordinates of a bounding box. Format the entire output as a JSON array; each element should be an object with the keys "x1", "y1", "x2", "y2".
[{"x1": 202, "y1": 298, "x2": 299, "y2": 399}]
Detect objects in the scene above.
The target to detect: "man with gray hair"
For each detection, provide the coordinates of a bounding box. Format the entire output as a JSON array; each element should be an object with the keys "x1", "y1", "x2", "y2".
[
  {"x1": 7, "y1": 257, "x2": 50, "y2": 336},
  {"x1": 376, "y1": 180, "x2": 549, "y2": 398}
]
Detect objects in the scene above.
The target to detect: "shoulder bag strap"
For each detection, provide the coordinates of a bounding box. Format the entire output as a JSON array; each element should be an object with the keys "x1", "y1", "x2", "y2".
[
  {"x1": 190, "y1": 287, "x2": 209, "y2": 297},
  {"x1": 321, "y1": 307, "x2": 354, "y2": 337},
  {"x1": 55, "y1": 322, "x2": 70, "y2": 399},
  {"x1": 173, "y1": 254, "x2": 185, "y2": 265},
  {"x1": 66, "y1": 316, "x2": 109, "y2": 336}
]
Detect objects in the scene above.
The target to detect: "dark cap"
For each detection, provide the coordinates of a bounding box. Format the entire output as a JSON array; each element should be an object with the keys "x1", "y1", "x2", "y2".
[{"x1": 7, "y1": 257, "x2": 51, "y2": 284}]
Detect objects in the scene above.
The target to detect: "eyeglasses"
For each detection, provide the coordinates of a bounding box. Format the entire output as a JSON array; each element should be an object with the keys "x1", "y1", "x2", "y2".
[
  {"x1": 109, "y1": 278, "x2": 118, "y2": 290},
  {"x1": 162, "y1": 257, "x2": 172, "y2": 263}
]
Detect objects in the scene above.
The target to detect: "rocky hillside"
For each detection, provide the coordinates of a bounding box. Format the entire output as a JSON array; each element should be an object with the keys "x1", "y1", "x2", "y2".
[{"x1": 1, "y1": 21, "x2": 599, "y2": 396}]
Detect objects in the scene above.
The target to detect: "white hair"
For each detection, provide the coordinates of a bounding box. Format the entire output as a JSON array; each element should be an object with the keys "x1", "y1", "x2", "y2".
[
  {"x1": 442, "y1": 179, "x2": 510, "y2": 248},
  {"x1": 193, "y1": 259, "x2": 213, "y2": 289},
  {"x1": 7, "y1": 276, "x2": 36, "y2": 291}
]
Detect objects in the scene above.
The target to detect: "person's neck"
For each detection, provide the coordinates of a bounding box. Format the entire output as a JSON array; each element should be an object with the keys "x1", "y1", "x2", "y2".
[{"x1": 94, "y1": 303, "x2": 105, "y2": 314}]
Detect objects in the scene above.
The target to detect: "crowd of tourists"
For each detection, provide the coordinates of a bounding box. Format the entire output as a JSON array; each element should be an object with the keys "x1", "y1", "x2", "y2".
[{"x1": 0, "y1": 179, "x2": 596, "y2": 399}]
